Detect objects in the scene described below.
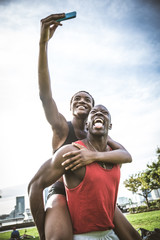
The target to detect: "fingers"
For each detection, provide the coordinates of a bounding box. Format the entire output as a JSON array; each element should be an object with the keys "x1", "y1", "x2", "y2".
[
  {"x1": 50, "y1": 24, "x2": 59, "y2": 33},
  {"x1": 63, "y1": 150, "x2": 80, "y2": 158},
  {"x1": 63, "y1": 160, "x2": 82, "y2": 171},
  {"x1": 71, "y1": 164, "x2": 82, "y2": 171},
  {"x1": 40, "y1": 13, "x2": 65, "y2": 30},
  {"x1": 41, "y1": 13, "x2": 65, "y2": 23},
  {"x1": 62, "y1": 155, "x2": 80, "y2": 167},
  {"x1": 41, "y1": 19, "x2": 62, "y2": 28},
  {"x1": 62, "y1": 145, "x2": 86, "y2": 171}
]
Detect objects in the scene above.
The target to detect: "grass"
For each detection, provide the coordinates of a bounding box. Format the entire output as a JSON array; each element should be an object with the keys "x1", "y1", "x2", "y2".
[
  {"x1": 0, "y1": 227, "x2": 39, "y2": 240},
  {"x1": 126, "y1": 210, "x2": 160, "y2": 231},
  {"x1": 0, "y1": 210, "x2": 160, "y2": 239}
]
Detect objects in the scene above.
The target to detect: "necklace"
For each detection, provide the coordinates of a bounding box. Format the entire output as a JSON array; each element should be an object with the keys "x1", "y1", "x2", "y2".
[
  {"x1": 88, "y1": 140, "x2": 98, "y2": 152},
  {"x1": 88, "y1": 140, "x2": 107, "y2": 169}
]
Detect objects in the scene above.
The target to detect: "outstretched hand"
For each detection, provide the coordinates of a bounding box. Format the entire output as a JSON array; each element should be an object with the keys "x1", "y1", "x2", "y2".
[
  {"x1": 40, "y1": 13, "x2": 65, "y2": 44},
  {"x1": 62, "y1": 143, "x2": 96, "y2": 171}
]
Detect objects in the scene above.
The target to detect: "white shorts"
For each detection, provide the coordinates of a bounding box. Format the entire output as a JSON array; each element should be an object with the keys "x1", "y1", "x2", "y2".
[{"x1": 73, "y1": 229, "x2": 120, "y2": 240}]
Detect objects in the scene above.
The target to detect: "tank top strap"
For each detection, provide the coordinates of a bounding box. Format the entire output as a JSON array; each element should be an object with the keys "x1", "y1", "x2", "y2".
[{"x1": 62, "y1": 121, "x2": 78, "y2": 146}]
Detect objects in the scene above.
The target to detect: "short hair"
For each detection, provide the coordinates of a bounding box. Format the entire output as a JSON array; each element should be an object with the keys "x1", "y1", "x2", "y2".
[{"x1": 70, "y1": 91, "x2": 95, "y2": 107}]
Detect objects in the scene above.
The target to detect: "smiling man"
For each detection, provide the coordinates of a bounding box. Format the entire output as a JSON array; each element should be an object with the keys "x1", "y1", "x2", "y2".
[
  {"x1": 64, "y1": 105, "x2": 120, "y2": 239},
  {"x1": 29, "y1": 104, "x2": 123, "y2": 240}
]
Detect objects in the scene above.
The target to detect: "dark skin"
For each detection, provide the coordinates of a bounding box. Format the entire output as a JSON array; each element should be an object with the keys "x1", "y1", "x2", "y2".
[
  {"x1": 28, "y1": 102, "x2": 132, "y2": 240},
  {"x1": 28, "y1": 105, "x2": 134, "y2": 239},
  {"x1": 29, "y1": 13, "x2": 141, "y2": 240}
]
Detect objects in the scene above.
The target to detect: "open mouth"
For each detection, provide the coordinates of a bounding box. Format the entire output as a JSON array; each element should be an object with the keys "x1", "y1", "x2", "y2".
[
  {"x1": 93, "y1": 118, "x2": 104, "y2": 128},
  {"x1": 77, "y1": 105, "x2": 86, "y2": 110}
]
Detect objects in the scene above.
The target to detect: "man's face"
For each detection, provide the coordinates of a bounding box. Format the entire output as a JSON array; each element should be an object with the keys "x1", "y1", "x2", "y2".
[
  {"x1": 87, "y1": 105, "x2": 112, "y2": 136},
  {"x1": 70, "y1": 92, "x2": 93, "y2": 118}
]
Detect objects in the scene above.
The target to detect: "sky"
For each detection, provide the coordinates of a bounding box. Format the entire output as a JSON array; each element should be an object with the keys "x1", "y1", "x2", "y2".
[{"x1": 0, "y1": 0, "x2": 160, "y2": 213}]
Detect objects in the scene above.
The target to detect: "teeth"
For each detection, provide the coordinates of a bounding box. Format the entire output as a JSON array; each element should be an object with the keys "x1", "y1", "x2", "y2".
[
  {"x1": 77, "y1": 105, "x2": 85, "y2": 109},
  {"x1": 94, "y1": 118, "x2": 103, "y2": 124}
]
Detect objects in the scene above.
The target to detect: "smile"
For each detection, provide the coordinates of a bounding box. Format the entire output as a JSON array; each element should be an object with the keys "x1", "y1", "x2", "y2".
[
  {"x1": 77, "y1": 105, "x2": 86, "y2": 109},
  {"x1": 93, "y1": 118, "x2": 104, "y2": 125}
]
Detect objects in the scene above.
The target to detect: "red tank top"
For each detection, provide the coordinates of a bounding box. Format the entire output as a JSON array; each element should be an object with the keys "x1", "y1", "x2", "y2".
[{"x1": 65, "y1": 140, "x2": 120, "y2": 234}]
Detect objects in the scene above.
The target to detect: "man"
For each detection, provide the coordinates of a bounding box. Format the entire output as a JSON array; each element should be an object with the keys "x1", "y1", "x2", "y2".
[
  {"x1": 10, "y1": 226, "x2": 20, "y2": 240},
  {"x1": 29, "y1": 104, "x2": 124, "y2": 240},
  {"x1": 35, "y1": 12, "x2": 141, "y2": 240}
]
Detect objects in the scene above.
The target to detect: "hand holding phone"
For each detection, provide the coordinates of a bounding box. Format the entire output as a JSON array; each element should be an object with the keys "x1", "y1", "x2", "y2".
[{"x1": 56, "y1": 11, "x2": 77, "y2": 22}]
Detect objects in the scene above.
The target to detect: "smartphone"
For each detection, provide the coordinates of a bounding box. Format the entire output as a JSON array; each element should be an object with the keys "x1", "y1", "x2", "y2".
[{"x1": 56, "y1": 11, "x2": 77, "y2": 22}]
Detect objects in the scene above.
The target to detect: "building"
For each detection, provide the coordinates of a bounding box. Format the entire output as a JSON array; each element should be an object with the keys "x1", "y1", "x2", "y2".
[{"x1": 15, "y1": 196, "x2": 25, "y2": 217}]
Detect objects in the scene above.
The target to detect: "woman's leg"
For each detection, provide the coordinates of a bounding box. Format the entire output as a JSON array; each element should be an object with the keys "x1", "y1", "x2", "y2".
[
  {"x1": 113, "y1": 206, "x2": 141, "y2": 240},
  {"x1": 45, "y1": 194, "x2": 73, "y2": 240}
]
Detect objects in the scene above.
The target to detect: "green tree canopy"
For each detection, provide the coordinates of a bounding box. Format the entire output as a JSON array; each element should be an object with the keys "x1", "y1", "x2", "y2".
[
  {"x1": 146, "y1": 147, "x2": 160, "y2": 190},
  {"x1": 124, "y1": 147, "x2": 160, "y2": 208}
]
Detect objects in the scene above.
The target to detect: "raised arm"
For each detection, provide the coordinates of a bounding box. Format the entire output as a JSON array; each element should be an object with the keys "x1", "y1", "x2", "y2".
[{"x1": 38, "y1": 14, "x2": 68, "y2": 150}]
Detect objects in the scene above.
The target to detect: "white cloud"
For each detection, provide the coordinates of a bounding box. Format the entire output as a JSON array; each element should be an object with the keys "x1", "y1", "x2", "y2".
[{"x1": 0, "y1": 0, "x2": 160, "y2": 209}]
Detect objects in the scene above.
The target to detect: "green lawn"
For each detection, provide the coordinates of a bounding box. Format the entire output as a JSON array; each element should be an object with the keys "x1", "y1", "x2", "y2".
[
  {"x1": 0, "y1": 210, "x2": 160, "y2": 239},
  {"x1": 0, "y1": 227, "x2": 39, "y2": 240},
  {"x1": 126, "y1": 210, "x2": 160, "y2": 231}
]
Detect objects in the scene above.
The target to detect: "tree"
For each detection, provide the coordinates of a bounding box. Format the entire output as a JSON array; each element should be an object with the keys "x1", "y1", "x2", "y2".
[
  {"x1": 146, "y1": 147, "x2": 160, "y2": 192},
  {"x1": 124, "y1": 172, "x2": 151, "y2": 208},
  {"x1": 124, "y1": 147, "x2": 160, "y2": 208}
]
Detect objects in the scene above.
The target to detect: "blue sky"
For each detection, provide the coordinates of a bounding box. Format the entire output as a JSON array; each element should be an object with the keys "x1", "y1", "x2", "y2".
[{"x1": 0, "y1": 0, "x2": 160, "y2": 212}]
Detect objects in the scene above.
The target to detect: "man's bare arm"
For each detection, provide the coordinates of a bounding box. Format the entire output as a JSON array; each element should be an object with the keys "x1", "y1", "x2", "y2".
[
  {"x1": 28, "y1": 147, "x2": 68, "y2": 240},
  {"x1": 28, "y1": 159, "x2": 52, "y2": 240}
]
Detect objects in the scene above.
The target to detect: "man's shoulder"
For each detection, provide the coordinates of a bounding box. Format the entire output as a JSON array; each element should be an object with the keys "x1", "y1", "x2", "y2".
[
  {"x1": 52, "y1": 143, "x2": 78, "y2": 167},
  {"x1": 55, "y1": 143, "x2": 77, "y2": 156}
]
